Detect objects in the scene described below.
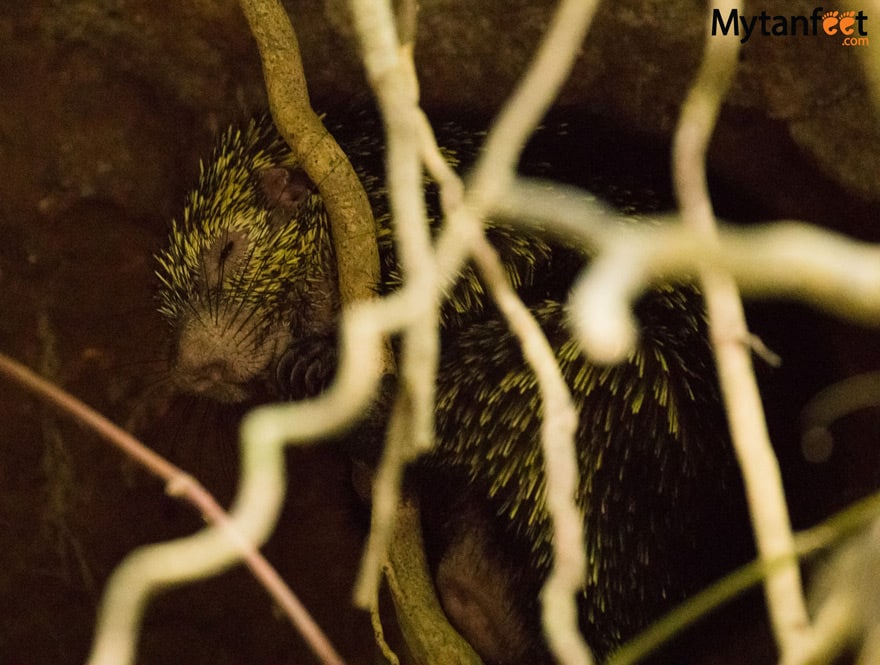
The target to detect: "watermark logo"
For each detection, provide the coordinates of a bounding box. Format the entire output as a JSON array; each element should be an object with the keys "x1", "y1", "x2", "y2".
[{"x1": 712, "y1": 7, "x2": 869, "y2": 46}]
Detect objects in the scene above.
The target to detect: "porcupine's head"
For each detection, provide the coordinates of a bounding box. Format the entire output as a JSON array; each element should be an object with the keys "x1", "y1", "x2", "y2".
[
  {"x1": 155, "y1": 110, "x2": 563, "y2": 404},
  {"x1": 156, "y1": 115, "x2": 337, "y2": 403}
]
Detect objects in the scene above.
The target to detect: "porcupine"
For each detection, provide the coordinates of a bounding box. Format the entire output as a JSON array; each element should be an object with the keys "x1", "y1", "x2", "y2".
[{"x1": 155, "y1": 111, "x2": 742, "y2": 662}]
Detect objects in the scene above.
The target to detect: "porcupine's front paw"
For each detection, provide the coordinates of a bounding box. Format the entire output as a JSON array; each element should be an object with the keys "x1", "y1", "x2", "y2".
[{"x1": 275, "y1": 335, "x2": 337, "y2": 400}]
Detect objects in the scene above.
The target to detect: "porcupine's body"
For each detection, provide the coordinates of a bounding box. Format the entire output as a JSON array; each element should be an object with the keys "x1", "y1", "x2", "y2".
[
  {"x1": 422, "y1": 294, "x2": 733, "y2": 662},
  {"x1": 156, "y1": 111, "x2": 740, "y2": 662}
]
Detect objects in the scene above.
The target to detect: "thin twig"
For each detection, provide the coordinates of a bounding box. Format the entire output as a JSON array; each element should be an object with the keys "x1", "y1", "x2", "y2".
[
  {"x1": 468, "y1": 0, "x2": 602, "y2": 210},
  {"x1": 493, "y1": 176, "x2": 620, "y2": 248},
  {"x1": 0, "y1": 353, "x2": 346, "y2": 665},
  {"x1": 568, "y1": 222, "x2": 880, "y2": 359},
  {"x1": 471, "y1": 235, "x2": 588, "y2": 665},
  {"x1": 455, "y1": 1, "x2": 602, "y2": 662},
  {"x1": 800, "y1": 371, "x2": 880, "y2": 441},
  {"x1": 347, "y1": 0, "x2": 441, "y2": 613},
  {"x1": 609, "y1": 485, "x2": 880, "y2": 665},
  {"x1": 411, "y1": 63, "x2": 597, "y2": 665},
  {"x1": 672, "y1": 2, "x2": 811, "y2": 658}
]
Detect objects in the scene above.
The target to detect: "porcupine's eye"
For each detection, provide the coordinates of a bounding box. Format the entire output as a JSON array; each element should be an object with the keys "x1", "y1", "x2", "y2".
[
  {"x1": 202, "y1": 228, "x2": 250, "y2": 289},
  {"x1": 219, "y1": 240, "x2": 235, "y2": 262}
]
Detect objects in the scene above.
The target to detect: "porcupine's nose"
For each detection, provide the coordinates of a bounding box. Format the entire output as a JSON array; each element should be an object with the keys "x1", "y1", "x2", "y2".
[
  {"x1": 182, "y1": 360, "x2": 244, "y2": 401},
  {"x1": 172, "y1": 308, "x2": 290, "y2": 403},
  {"x1": 174, "y1": 344, "x2": 250, "y2": 404}
]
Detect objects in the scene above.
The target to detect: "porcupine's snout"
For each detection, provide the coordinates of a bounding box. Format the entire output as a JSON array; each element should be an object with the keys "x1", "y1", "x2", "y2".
[{"x1": 172, "y1": 307, "x2": 291, "y2": 403}]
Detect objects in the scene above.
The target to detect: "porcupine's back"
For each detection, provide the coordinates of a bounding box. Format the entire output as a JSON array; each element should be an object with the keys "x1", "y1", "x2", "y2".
[{"x1": 417, "y1": 289, "x2": 739, "y2": 662}]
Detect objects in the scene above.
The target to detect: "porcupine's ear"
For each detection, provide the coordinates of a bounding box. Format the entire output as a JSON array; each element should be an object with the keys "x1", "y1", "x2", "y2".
[{"x1": 257, "y1": 167, "x2": 315, "y2": 228}]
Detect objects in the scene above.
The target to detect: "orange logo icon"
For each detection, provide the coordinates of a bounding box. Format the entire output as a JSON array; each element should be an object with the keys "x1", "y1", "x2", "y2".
[{"x1": 823, "y1": 10, "x2": 860, "y2": 35}]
